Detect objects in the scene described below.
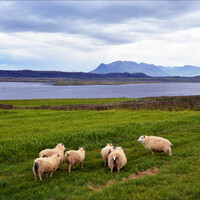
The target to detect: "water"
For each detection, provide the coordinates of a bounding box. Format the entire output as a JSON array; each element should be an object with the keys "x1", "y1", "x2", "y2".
[{"x1": 0, "y1": 82, "x2": 200, "y2": 100}]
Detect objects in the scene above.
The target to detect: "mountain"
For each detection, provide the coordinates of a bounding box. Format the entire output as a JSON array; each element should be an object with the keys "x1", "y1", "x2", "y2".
[
  {"x1": 91, "y1": 61, "x2": 168, "y2": 76},
  {"x1": 159, "y1": 65, "x2": 200, "y2": 77},
  {"x1": 91, "y1": 61, "x2": 200, "y2": 77},
  {"x1": 0, "y1": 70, "x2": 149, "y2": 79}
]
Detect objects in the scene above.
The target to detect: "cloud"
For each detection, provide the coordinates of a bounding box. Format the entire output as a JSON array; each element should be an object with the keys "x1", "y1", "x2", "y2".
[
  {"x1": 1, "y1": 1, "x2": 200, "y2": 43},
  {"x1": 0, "y1": 1, "x2": 200, "y2": 71}
]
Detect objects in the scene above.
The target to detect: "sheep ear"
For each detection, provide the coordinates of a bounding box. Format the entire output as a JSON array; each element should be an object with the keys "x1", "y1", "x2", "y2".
[
  {"x1": 62, "y1": 143, "x2": 64, "y2": 146},
  {"x1": 143, "y1": 135, "x2": 145, "y2": 138}
]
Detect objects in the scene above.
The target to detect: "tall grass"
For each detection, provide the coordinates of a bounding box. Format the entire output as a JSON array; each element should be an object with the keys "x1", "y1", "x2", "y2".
[{"x1": 0, "y1": 100, "x2": 200, "y2": 199}]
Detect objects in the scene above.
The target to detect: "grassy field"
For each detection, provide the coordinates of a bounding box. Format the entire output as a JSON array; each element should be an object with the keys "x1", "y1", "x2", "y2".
[
  {"x1": 0, "y1": 98, "x2": 134, "y2": 107},
  {"x1": 0, "y1": 98, "x2": 200, "y2": 200}
]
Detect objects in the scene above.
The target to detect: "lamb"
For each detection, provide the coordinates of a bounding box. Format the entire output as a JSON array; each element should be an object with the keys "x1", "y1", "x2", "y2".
[
  {"x1": 108, "y1": 147, "x2": 127, "y2": 173},
  {"x1": 39, "y1": 143, "x2": 65, "y2": 164},
  {"x1": 33, "y1": 154, "x2": 61, "y2": 180},
  {"x1": 65, "y1": 147, "x2": 85, "y2": 172},
  {"x1": 138, "y1": 135, "x2": 173, "y2": 156},
  {"x1": 101, "y1": 143, "x2": 114, "y2": 166}
]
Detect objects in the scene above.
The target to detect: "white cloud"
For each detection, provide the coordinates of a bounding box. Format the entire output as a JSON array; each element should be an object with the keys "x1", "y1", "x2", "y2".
[{"x1": 1, "y1": 1, "x2": 200, "y2": 71}]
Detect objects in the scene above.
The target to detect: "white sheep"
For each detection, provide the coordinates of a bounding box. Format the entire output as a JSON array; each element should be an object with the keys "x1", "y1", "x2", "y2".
[
  {"x1": 65, "y1": 147, "x2": 85, "y2": 172},
  {"x1": 101, "y1": 143, "x2": 114, "y2": 166},
  {"x1": 33, "y1": 154, "x2": 61, "y2": 180},
  {"x1": 138, "y1": 135, "x2": 173, "y2": 156},
  {"x1": 39, "y1": 143, "x2": 65, "y2": 164},
  {"x1": 108, "y1": 147, "x2": 127, "y2": 173}
]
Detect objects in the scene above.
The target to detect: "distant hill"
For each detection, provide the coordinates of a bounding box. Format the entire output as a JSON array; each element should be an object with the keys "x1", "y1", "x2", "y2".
[
  {"x1": 91, "y1": 61, "x2": 200, "y2": 77},
  {"x1": 159, "y1": 65, "x2": 200, "y2": 77},
  {"x1": 0, "y1": 70, "x2": 149, "y2": 79}
]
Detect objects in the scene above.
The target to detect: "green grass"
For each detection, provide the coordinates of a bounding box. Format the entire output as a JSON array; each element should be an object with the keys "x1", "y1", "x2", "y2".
[
  {"x1": 0, "y1": 98, "x2": 134, "y2": 107},
  {"x1": 0, "y1": 99, "x2": 200, "y2": 199}
]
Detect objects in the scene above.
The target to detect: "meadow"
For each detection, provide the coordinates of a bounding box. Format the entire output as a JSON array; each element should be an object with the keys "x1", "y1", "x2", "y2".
[
  {"x1": 0, "y1": 98, "x2": 200, "y2": 200},
  {"x1": 0, "y1": 98, "x2": 134, "y2": 108}
]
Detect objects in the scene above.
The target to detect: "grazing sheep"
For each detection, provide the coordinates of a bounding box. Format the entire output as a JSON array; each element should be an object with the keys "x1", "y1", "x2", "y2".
[
  {"x1": 101, "y1": 143, "x2": 114, "y2": 166},
  {"x1": 33, "y1": 154, "x2": 61, "y2": 180},
  {"x1": 39, "y1": 143, "x2": 65, "y2": 164},
  {"x1": 108, "y1": 147, "x2": 127, "y2": 173},
  {"x1": 138, "y1": 135, "x2": 173, "y2": 156},
  {"x1": 65, "y1": 148, "x2": 85, "y2": 172}
]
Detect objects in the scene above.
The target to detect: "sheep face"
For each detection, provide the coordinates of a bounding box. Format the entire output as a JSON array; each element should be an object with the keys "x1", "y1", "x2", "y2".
[
  {"x1": 138, "y1": 135, "x2": 145, "y2": 142},
  {"x1": 79, "y1": 147, "x2": 85, "y2": 151},
  {"x1": 57, "y1": 154, "x2": 62, "y2": 161},
  {"x1": 56, "y1": 143, "x2": 66, "y2": 151},
  {"x1": 106, "y1": 143, "x2": 114, "y2": 149}
]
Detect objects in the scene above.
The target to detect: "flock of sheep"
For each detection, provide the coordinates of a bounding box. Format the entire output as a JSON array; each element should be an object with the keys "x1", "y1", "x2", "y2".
[{"x1": 33, "y1": 135, "x2": 173, "y2": 180}]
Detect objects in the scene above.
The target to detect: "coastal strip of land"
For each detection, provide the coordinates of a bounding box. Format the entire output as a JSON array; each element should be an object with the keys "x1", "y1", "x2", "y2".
[
  {"x1": 1, "y1": 95, "x2": 200, "y2": 111},
  {"x1": 1, "y1": 76, "x2": 200, "y2": 85}
]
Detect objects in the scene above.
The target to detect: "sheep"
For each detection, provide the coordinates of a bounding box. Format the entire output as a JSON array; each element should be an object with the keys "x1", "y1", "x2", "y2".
[
  {"x1": 39, "y1": 143, "x2": 65, "y2": 165},
  {"x1": 33, "y1": 154, "x2": 61, "y2": 180},
  {"x1": 138, "y1": 135, "x2": 173, "y2": 156},
  {"x1": 108, "y1": 147, "x2": 127, "y2": 173},
  {"x1": 101, "y1": 143, "x2": 114, "y2": 166},
  {"x1": 65, "y1": 148, "x2": 85, "y2": 172}
]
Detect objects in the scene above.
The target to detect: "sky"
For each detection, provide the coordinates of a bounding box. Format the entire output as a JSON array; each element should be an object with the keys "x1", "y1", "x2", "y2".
[{"x1": 0, "y1": 1, "x2": 200, "y2": 72}]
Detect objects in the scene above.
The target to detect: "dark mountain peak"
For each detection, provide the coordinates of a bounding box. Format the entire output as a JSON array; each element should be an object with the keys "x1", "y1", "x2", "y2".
[
  {"x1": 91, "y1": 63, "x2": 108, "y2": 74},
  {"x1": 99, "y1": 63, "x2": 106, "y2": 66}
]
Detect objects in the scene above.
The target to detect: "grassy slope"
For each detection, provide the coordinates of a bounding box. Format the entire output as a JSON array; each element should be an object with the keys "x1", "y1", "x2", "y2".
[
  {"x1": 0, "y1": 98, "x2": 134, "y2": 107},
  {"x1": 0, "y1": 100, "x2": 200, "y2": 199}
]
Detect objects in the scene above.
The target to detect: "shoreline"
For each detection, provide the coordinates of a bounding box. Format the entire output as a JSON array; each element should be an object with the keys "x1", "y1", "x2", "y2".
[
  {"x1": 1, "y1": 77, "x2": 200, "y2": 85},
  {"x1": 1, "y1": 95, "x2": 200, "y2": 111}
]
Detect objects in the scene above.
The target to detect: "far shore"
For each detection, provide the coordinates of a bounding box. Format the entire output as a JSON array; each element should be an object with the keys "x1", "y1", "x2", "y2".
[{"x1": 1, "y1": 77, "x2": 200, "y2": 85}]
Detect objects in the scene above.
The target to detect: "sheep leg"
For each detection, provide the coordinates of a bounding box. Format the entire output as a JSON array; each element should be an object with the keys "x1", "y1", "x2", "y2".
[
  {"x1": 34, "y1": 172, "x2": 37, "y2": 180},
  {"x1": 39, "y1": 174, "x2": 42, "y2": 180},
  {"x1": 74, "y1": 163, "x2": 76, "y2": 169},
  {"x1": 50, "y1": 172, "x2": 53, "y2": 177},
  {"x1": 104, "y1": 160, "x2": 107, "y2": 166},
  {"x1": 152, "y1": 151, "x2": 154, "y2": 155},
  {"x1": 46, "y1": 173, "x2": 48, "y2": 178},
  {"x1": 111, "y1": 167, "x2": 113, "y2": 173},
  {"x1": 68, "y1": 164, "x2": 71, "y2": 172},
  {"x1": 81, "y1": 162, "x2": 83, "y2": 169},
  {"x1": 166, "y1": 148, "x2": 172, "y2": 156}
]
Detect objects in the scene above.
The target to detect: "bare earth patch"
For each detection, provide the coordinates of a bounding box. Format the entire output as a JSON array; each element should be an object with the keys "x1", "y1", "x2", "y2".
[
  {"x1": 89, "y1": 180, "x2": 115, "y2": 191},
  {"x1": 89, "y1": 168, "x2": 158, "y2": 191}
]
